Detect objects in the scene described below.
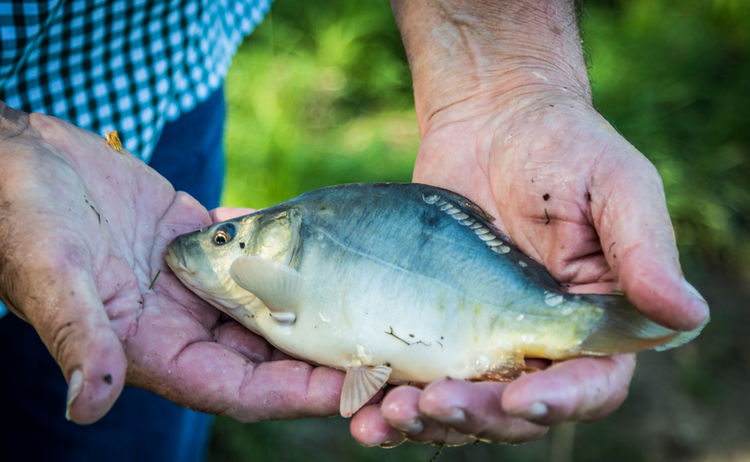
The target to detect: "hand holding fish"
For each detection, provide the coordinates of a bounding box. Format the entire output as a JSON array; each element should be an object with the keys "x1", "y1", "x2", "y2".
[
  {"x1": 0, "y1": 103, "x2": 343, "y2": 424},
  {"x1": 348, "y1": 0, "x2": 710, "y2": 447}
]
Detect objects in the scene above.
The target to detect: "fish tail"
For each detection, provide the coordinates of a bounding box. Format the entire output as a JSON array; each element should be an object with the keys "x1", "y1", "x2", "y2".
[
  {"x1": 577, "y1": 294, "x2": 708, "y2": 355},
  {"x1": 653, "y1": 323, "x2": 707, "y2": 351}
]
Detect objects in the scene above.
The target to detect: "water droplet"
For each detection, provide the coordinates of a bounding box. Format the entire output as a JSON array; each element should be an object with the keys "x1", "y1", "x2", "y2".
[{"x1": 544, "y1": 292, "x2": 564, "y2": 307}]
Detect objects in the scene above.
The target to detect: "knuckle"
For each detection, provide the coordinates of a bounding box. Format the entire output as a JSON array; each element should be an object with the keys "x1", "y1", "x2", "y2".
[{"x1": 0, "y1": 102, "x2": 31, "y2": 139}]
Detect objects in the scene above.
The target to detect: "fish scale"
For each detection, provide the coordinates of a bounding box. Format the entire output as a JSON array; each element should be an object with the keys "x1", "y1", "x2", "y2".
[{"x1": 165, "y1": 182, "x2": 707, "y2": 417}]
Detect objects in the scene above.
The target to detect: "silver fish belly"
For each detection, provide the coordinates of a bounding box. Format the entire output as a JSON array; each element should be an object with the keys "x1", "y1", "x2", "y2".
[{"x1": 165, "y1": 182, "x2": 706, "y2": 417}]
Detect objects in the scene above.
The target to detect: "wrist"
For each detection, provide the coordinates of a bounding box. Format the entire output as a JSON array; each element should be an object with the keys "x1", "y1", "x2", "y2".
[{"x1": 391, "y1": 0, "x2": 591, "y2": 133}]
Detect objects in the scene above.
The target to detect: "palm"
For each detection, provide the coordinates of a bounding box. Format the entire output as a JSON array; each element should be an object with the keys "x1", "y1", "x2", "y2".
[
  {"x1": 0, "y1": 108, "x2": 342, "y2": 423},
  {"x1": 417, "y1": 104, "x2": 653, "y2": 292}
]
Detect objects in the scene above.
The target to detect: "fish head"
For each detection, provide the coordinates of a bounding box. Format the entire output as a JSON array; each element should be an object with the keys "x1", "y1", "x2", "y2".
[{"x1": 165, "y1": 208, "x2": 301, "y2": 315}]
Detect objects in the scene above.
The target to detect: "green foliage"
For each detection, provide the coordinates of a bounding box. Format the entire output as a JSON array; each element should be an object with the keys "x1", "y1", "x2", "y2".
[
  {"x1": 208, "y1": 417, "x2": 438, "y2": 462},
  {"x1": 222, "y1": 0, "x2": 416, "y2": 209},
  {"x1": 208, "y1": 415, "x2": 551, "y2": 462}
]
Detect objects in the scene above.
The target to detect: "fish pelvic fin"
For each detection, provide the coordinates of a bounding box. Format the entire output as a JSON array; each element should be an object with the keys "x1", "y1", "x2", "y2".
[
  {"x1": 577, "y1": 294, "x2": 708, "y2": 355},
  {"x1": 340, "y1": 364, "x2": 392, "y2": 418},
  {"x1": 229, "y1": 256, "x2": 304, "y2": 324}
]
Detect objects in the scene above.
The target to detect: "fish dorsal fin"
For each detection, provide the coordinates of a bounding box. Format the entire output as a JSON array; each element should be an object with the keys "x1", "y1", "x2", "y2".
[
  {"x1": 340, "y1": 365, "x2": 392, "y2": 417},
  {"x1": 229, "y1": 256, "x2": 304, "y2": 324},
  {"x1": 578, "y1": 294, "x2": 705, "y2": 354}
]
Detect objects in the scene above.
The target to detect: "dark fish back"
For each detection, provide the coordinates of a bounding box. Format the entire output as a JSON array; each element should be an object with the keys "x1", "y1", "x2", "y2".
[{"x1": 289, "y1": 183, "x2": 562, "y2": 297}]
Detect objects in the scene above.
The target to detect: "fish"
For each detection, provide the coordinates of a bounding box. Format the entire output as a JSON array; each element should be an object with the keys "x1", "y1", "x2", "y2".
[{"x1": 165, "y1": 182, "x2": 706, "y2": 417}]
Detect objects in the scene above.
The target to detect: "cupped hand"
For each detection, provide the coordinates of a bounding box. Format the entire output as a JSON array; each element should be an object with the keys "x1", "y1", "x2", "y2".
[
  {"x1": 349, "y1": 93, "x2": 709, "y2": 446},
  {"x1": 0, "y1": 103, "x2": 343, "y2": 424}
]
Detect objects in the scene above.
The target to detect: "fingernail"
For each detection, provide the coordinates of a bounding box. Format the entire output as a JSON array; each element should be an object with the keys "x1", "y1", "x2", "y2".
[
  {"x1": 438, "y1": 407, "x2": 466, "y2": 425},
  {"x1": 65, "y1": 369, "x2": 84, "y2": 421},
  {"x1": 513, "y1": 401, "x2": 548, "y2": 420},
  {"x1": 393, "y1": 417, "x2": 424, "y2": 434},
  {"x1": 379, "y1": 437, "x2": 405, "y2": 449},
  {"x1": 681, "y1": 278, "x2": 710, "y2": 323},
  {"x1": 681, "y1": 278, "x2": 707, "y2": 305}
]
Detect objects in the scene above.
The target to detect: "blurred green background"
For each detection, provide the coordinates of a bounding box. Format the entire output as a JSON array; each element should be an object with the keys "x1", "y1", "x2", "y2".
[{"x1": 211, "y1": 0, "x2": 750, "y2": 461}]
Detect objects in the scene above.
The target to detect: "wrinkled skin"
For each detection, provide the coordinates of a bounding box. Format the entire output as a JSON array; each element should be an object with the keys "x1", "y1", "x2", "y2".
[{"x1": 0, "y1": 102, "x2": 343, "y2": 424}]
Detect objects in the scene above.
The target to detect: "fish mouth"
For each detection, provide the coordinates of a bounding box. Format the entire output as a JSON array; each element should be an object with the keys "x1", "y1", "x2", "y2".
[{"x1": 164, "y1": 245, "x2": 195, "y2": 277}]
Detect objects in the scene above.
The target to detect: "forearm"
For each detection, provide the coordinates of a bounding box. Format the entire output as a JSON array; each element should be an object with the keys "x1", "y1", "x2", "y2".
[{"x1": 390, "y1": 0, "x2": 591, "y2": 133}]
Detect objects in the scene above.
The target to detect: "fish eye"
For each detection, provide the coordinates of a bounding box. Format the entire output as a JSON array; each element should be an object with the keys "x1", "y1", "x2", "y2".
[{"x1": 212, "y1": 223, "x2": 236, "y2": 246}]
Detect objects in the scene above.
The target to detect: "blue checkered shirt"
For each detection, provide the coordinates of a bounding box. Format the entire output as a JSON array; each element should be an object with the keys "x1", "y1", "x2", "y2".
[
  {"x1": 0, "y1": 0, "x2": 269, "y2": 318},
  {"x1": 0, "y1": 0, "x2": 270, "y2": 161}
]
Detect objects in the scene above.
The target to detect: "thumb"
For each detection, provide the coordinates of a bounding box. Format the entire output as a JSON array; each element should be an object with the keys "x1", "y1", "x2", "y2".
[
  {"x1": 7, "y1": 259, "x2": 127, "y2": 424},
  {"x1": 594, "y1": 153, "x2": 709, "y2": 331},
  {"x1": 0, "y1": 103, "x2": 128, "y2": 423}
]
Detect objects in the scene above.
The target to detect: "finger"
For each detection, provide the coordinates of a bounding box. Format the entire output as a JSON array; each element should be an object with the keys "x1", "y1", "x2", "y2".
[
  {"x1": 593, "y1": 151, "x2": 709, "y2": 330},
  {"x1": 416, "y1": 379, "x2": 548, "y2": 444},
  {"x1": 380, "y1": 385, "x2": 424, "y2": 432},
  {"x1": 502, "y1": 354, "x2": 635, "y2": 426},
  {"x1": 210, "y1": 207, "x2": 256, "y2": 222},
  {"x1": 380, "y1": 384, "x2": 476, "y2": 446},
  {"x1": 126, "y1": 317, "x2": 344, "y2": 421},
  {"x1": 7, "y1": 261, "x2": 128, "y2": 424},
  {"x1": 350, "y1": 404, "x2": 405, "y2": 447},
  {"x1": 213, "y1": 320, "x2": 274, "y2": 363},
  {"x1": 0, "y1": 151, "x2": 128, "y2": 423},
  {"x1": 233, "y1": 359, "x2": 344, "y2": 420}
]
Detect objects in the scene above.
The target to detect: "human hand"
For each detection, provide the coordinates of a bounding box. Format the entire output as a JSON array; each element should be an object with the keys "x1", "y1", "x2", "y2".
[
  {"x1": 349, "y1": 0, "x2": 709, "y2": 447},
  {"x1": 0, "y1": 102, "x2": 342, "y2": 424},
  {"x1": 350, "y1": 100, "x2": 654, "y2": 447}
]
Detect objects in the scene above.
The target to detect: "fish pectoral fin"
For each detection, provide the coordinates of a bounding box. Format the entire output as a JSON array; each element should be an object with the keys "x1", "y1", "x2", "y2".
[
  {"x1": 340, "y1": 364, "x2": 392, "y2": 418},
  {"x1": 229, "y1": 256, "x2": 304, "y2": 324}
]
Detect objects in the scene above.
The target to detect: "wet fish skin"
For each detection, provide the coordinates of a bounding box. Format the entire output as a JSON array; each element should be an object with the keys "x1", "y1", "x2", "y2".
[{"x1": 165, "y1": 183, "x2": 706, "y2": 416}]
